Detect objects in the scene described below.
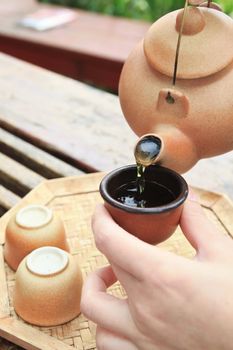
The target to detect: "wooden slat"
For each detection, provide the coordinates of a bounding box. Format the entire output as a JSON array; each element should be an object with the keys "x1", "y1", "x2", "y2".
[
  {"x1": 0, "y1": 318, "x2": 72, "y2": 350},
  {"x1": 0, "y1": 209, "x2": 6, "y2": 219},
  {"x1": 0, "y1": 338, "x2": 23, "y2": 349},
  {"x1": 0, "y1": 247, "x2": 10, "y2": 319},
  {"x1": 0, "y1": 185, "x2": 21, "y2": 210},
  {"x1": 0, "y1": 186, "x2": 20, "y2": 212},
  {"x1": 0, "y1": 153, "x2": 45, "y2": 197},
  {"x1": 44, "y1": 172, "x2": 104, "y2": 198},
  {"x1": 0, "y1": 128, "x2": 82, "y2": 178},
  {"x1": 0, "y1": 53, "x2": 136, "y2": 173}
]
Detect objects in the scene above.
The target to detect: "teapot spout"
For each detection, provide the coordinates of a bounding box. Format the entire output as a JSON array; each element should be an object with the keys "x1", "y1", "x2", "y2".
[
  {"x1": 135, "y1": 128, "x2": 198, "y2": 173},
  {"x1": 134, "y1": 134, "x2": 162, "y2": 167}
]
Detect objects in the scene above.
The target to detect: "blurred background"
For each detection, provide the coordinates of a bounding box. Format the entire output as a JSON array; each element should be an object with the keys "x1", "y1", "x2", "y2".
[
  {"x1": 39, "y1": 0, "x2": 233, "y2": 20},
  {"x1": 0, "y1": 0, "x2": 231, "y2": 93}
]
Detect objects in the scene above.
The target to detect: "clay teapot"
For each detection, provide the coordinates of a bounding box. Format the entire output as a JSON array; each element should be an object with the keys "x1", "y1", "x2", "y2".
[{"x1": 119, "y1": 3, "x2": 233, "y2": 173}]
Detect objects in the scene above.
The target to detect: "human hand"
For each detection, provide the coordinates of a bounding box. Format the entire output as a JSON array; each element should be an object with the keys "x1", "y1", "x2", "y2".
[{"x1": 81, "y1": 197, "x2": 233, "y2": 350}]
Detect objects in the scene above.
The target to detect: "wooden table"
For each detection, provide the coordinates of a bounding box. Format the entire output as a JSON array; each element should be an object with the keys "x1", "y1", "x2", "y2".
[
  {"x1": 0, "y1": 53, "x2": 232, "y2": 349},
  {"x1": 0, "y1": 0, "x2": 150, "y2": 91}
]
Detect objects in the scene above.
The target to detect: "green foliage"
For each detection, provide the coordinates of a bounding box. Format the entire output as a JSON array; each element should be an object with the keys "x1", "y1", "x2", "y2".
[
  {"x1": 38, "y1": 0, "x2": 233, "y2": 21},
  {"x1": 219, "y1": 0, "x2": 233, "y2": 13}
]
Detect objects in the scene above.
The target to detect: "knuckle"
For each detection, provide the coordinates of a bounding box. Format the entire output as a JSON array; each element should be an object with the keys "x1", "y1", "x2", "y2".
[
  {"x1": 132, "y1": 301, "x2": 152, "y2": 335},
  {"x1": 133, "y1": 298, "x2": 149, "y2": 321},
  {"x1": 158, "y1": 263, "x2": 175, "y2": 285},
  {"x1": 151, "y1": 260, "x2": 186, "y2": 289},
  {"x1": 150, "y1": 261, "x2": 170, "y2": 285}
]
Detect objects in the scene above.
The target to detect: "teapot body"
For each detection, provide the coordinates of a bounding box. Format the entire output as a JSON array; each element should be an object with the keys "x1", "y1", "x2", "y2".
[{"x1": 119, "y1": 8, "x2": 233, "y2": 173}]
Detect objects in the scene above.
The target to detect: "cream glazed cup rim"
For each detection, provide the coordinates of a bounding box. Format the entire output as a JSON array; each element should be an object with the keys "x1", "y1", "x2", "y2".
[
  {"x1": 16, "y1": 205, "x2": 53, "y2": 229},
  {"x1": 26, "y1": 247, "x2": 69, "y2": 277}
]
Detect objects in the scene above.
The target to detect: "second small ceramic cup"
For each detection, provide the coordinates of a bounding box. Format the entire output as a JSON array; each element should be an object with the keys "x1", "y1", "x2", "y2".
[
  {"x1": 13, "y1": 246, "x2": 83, "y2": 326},
  {"x1": 100, "y1": 165, "x2": 188, "y2": 244},
  {"x1": 4, "y1": 204, "x2": 70, "y2": 271}
]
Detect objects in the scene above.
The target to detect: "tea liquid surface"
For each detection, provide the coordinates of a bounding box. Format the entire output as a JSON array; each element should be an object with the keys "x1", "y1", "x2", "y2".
[{"x1": 114, "y1": 181, "x2": 175, "y2": 208}]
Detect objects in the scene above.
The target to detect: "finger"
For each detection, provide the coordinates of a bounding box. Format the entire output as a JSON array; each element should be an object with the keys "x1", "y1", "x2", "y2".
[
  {"x1": 96, "y1": 326, "x2": 138, "y2": 350},
  {"x1": 180, "y1": 193, "x2": 222, "y2": 255},
  {"x1": 92, "y1": 204, "x2": 182, "y2": 280},
  {"x1": 109, "y1": 263, "x2": 138, "y2": 299},
  {"x1": 81, "y1": 265, "x2": 137, "y2": 338}
]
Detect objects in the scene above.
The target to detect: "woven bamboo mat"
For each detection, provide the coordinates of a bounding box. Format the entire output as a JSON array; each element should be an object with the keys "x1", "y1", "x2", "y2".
[{"x1": 0, "y1": 173, "x2": 232, "y2": 350}]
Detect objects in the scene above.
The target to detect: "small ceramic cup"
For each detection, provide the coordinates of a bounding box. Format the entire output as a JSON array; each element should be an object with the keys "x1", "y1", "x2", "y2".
[
  {"x1": 4, "y1": 204, "x2": 69, "y2": 271},
  {"x1": 13, "y1": 246, "x2": 83, "y2": 326},
  {"x1": 100, "y1": 165, "x2": 188, "y2": 244}
]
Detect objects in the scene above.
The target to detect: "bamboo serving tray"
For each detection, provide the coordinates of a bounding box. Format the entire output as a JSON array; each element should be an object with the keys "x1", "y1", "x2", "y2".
[{"x1": 0, "y1": 173, "x2": 232, "y2": 350}]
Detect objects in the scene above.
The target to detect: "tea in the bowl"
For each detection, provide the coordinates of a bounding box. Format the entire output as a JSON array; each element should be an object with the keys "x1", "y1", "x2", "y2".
[
  {"x1": 113, "y1": 180, "x2": 175, "y2": 208},
  {"x1": 99, "y1": 164, "x2": 189, "y2": 243}
]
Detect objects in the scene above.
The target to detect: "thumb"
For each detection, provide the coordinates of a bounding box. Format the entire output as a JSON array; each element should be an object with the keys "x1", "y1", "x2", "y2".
[{"x1": 180, "y1": 193, "x2": 222, "y2": 256}]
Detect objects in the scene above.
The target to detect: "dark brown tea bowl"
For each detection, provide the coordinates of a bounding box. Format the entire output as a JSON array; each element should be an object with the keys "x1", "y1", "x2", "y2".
[{"x1": 99, "y1": 165, "x2": 188, "y2": 244}]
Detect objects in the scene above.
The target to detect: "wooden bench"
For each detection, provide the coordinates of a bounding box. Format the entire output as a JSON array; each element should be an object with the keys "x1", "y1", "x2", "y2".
[
  {"x1": 0, "y1": 52, "x2": 137, "y2": 222},
  {"x1": 0, "y1": 127, "x2": 82, "y2": 216},
  {"x1": 0, "y1": 0, "x2": 150, "y2": 92}
]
